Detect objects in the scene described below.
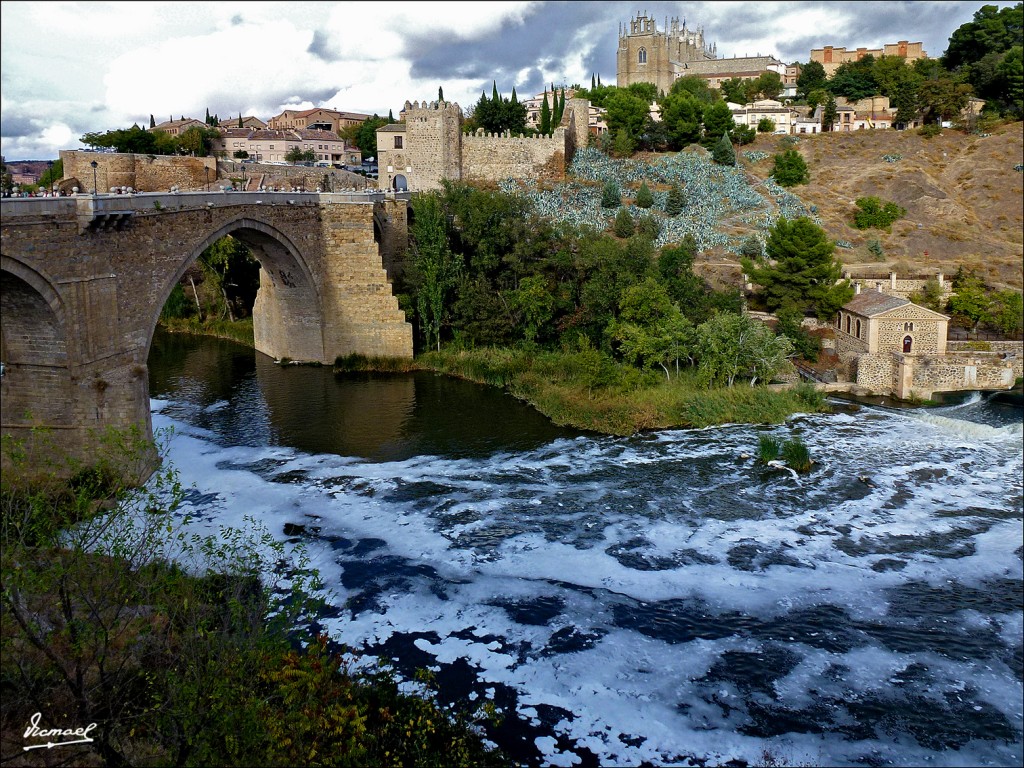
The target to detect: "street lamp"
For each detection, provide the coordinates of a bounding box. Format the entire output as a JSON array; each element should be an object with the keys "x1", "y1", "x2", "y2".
[{"x1": 90, "y1": 160, "x2": 98, "y2": 196}]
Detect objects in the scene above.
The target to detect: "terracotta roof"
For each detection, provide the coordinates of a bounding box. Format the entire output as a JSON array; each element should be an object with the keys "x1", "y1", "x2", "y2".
[{"x1": 843, "y1": 290, "x2": 910, "y2": 316}]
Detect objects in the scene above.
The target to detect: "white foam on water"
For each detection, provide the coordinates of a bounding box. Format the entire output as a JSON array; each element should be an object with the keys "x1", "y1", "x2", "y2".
[{"x1": 148, "y1": 402, "x2": 1024, "y2": 767}]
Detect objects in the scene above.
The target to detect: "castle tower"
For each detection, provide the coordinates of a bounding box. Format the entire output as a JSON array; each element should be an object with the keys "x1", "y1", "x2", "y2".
[{"x1": 378, "y1": 100, "x2": 463, "y2": 192}]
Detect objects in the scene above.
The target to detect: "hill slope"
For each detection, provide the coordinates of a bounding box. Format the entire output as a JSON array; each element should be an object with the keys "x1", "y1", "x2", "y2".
[{"x1": 741, "y1": 122, "x2": 1024, "y2": 290}]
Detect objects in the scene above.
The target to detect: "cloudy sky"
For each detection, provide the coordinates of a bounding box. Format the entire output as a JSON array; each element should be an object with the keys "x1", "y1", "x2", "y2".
[{"x1": 1, "y1": 1, "x2": 1015, "y2": 159}]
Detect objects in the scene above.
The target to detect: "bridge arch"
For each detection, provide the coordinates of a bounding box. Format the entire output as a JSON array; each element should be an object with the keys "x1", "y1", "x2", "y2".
[
  {"x1": 0, "y1": 255, "x2": 73, "y2": 438},
  {"x1": 147, "y1": 215, "x2": 327, "y2": 363}
]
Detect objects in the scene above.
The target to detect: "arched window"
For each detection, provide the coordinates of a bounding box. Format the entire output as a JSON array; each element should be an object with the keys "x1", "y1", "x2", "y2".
[
  {"x1": 856, "y1": 319, "x2": 861, "y2": 338},
  {"x1": 903, "y1": 335, "x2": 913, "y2": 353},
  {"x1": 638, "y1": 48, "x2": 647, "y2": 64}
]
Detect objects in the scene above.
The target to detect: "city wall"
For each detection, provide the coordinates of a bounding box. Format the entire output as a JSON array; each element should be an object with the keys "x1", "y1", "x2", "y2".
[{"x1": 60, "y1": 151, "x2": 217, "y2": 193}]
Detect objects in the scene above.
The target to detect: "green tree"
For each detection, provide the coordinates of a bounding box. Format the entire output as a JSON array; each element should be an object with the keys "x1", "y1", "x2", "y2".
[
  {"x1": 947, "y1": 267, "x2": 991, "y2": 332},
  {"x1": 635, "y1": 181, "x2": 654, "y2": 209},
  {"x1": 607, "y1": 278, "x2": 694, "y2": 379},
  {"x1": 742, "y1": 217, "x2": 853, "y2": 319},
  {"x1": 806, "y1": 88, "x2": 829, "y2": 113},
  {"x1": 509, "y1": 274, "x2": 555, "y2": 342},
  {"x1": 601, "y1": 180, "x2": 621, "y2": 208},
  {"x1": 711, "y1": 132, "x2": 735, "y2": 166},
  {"x1": 409, "y1": 193, "x2": 463, "y2": 350},
  {"x1": 701, "y1": 101, "x2": 735, "y2": 147},
  {"x1": 37, "y1": 159, "x2": 63, "y2": 190},
  {"x1": 944, "y1": 3, "x2": 1024, "y2": 73},
  {"x1": 822, "y1": 95, "x2": 838, "y2": 131},
  {"x1": 351, "y1": 114, "x2": 390, "y2": 158},
  {"x1": 753, "y1": 71, "x2": 784, "y2": 100},
  {"x1": 771, "y1": 149, "x2": 809, "y2": 186},
  {"x1": 660, "y1": 92, "x2": 704, "y2": 149},
  {"x1": 909, "y1": 276, "x2": 945, "y2": 312},
  {"x1": 664, "y1": 183, "x2": 685, "y2": 216},
  {"x1": 776, "y1": 302, "x2": 821, "y2": 362},
  {"x1": 719, "y1": 77, "x2": 749, "y2": 104},
  {"x1": 695, "y1": 312, "x2": 794, "y2": 387},
  {"x1": 828, "y1": 56, "x2": 880, "y2": 100},
  {"x1": 613, "y1": 207, "x2": 635, "y2": 237},
  {"x1": 917, "y1": 75, "x2": 974, "y2": 124},
  {"x1": 670, "y1": 74, "x2": 721, "y2": 104},
  {"x1": 796, "y1": 60, "x2": 828, "y2": 99},
  {"x1": 852, "y1": 196, "x2": 906, "y2": 230},
  {"x1": 149, "y1": 113, "x2": 156, "y2": 128},
  {"x1": 605, "y1": 89, "x2": 650, "y2": 148},
  {"x1": 540, "y1": 92, "x2": 551, "y2": 134},
  {"x1": 987, "y1": 289, "x2": 1024, "y2": 335},
  {"x1": 757, "y1": 117, "x2": 776, "y2": 133},
  {"x1": 179, "y1": 125, "x2": 220, "y2": 157}
]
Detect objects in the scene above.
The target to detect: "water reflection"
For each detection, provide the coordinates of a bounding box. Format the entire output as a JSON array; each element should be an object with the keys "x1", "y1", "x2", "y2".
[{"x1": 148, "y1": 329, "x2": 579, "y2": 461}]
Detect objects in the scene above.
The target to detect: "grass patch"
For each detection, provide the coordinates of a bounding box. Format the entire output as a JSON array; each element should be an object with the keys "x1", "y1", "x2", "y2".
[
  {"x1": 414, "y1": 346, "x2": 830, "y2": 435},
  {"x1": 160, "y1": 316, "x2": 255, "y2": 347}
]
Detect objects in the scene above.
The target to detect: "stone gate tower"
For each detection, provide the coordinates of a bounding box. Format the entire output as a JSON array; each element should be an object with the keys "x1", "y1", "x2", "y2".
[{"x1": 617, "y1": 13, "x2": 717, "y2": 94}]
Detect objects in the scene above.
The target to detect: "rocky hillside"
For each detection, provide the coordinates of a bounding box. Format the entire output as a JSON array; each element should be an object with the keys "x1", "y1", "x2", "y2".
[{"x1": 740, "y1": 122, "x2": 1024, "y2": 290}]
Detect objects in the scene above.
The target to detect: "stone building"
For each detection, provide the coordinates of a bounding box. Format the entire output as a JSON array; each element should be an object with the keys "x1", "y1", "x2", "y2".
[
  {"x1": 833, "y1": 289, "x2": 1018, "y2": 398},
  {"x1": 811, "y1": 41, "x2": 927, "y2": 78},
  {"x1": 375, "y1": 97, "x2": 590, "y2": 193},
  {"x1": 730, "y1": 99, "x2": 796, "y2": 133},
  {"x1": 616, "y1": 13, "x2": 784, "y2": 94},
  {"x1": 209, "y1": 128, "x2": 359, "y2": 166},
  {"x1": 149, "y1": 118, "x2": 206, "y2": 137},
  {"x1": 268, "y1": 107, "x2": 371, "y2": 133}
]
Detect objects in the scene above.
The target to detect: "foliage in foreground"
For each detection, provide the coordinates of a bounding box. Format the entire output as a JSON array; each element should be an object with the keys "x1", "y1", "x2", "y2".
[{"x1": 1, "y1": 428, "x2": 507, "y2": 767}]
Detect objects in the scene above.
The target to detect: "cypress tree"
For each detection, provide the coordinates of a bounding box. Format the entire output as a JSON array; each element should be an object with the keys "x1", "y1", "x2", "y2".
[
  {"x1": 438, "y1": 86, "x2": 444, "y2": 102},
  {"x1": 540, "y1": 93, "x2": 551, "y2": 135},
  {"x1": 205, "y1": 107, "x2": 211, "y2": 125},
  {"x1": 492, "y1": 80, "x2": 500, "y2": 102},
  {"x1": 238, "y1": 112, "x2": 243, "y2": 128},
  {"x1": 511, "y1": 87, "x2": 518, "y2": 104},
  {"x1": 712, "y1": 132, "x2": 736, "y2": 166},
  {"x1": 149, "y1": 114, "x2": 155, "y2": 128},
  {"x1": 597, "y1": 74, "x2": 602, "y2": 86},
  {"x1": 591, "y1": 73, "x2": 596, "y2": 90},
  {"x1": 388, "y1": 109, "x2": 394, "y2": 122}
]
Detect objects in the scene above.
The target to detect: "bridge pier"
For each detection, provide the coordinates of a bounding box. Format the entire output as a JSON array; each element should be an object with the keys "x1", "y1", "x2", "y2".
[{"x1": 1, "y1": 192, "x2": 411, "y2": 483}]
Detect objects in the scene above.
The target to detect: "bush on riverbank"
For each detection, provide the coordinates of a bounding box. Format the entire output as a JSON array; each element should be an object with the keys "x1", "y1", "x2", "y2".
[
  {"x1": 0, "y1": 430, "x2": 508, "y2": 767},
  {"x1": 160, "y1": 315, "x2": 255, "y2": 346}
]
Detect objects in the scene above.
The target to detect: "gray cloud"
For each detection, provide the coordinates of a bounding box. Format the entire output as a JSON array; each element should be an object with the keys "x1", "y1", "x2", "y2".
[
  {"x1": 307, "y1": 29, "x2": 342, "y2": 62},
  {"x1": 0, "y1": 114, "x2": 37, "y2": 138}
]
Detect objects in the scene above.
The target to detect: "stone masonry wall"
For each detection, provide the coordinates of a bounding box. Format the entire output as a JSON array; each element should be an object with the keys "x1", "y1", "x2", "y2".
[
  {"x1": 463, "y1": 130, "x2": 567, "y2": 184},
  {"x1": 876, "y1": 309, "x2": 945, "y2": 354},
  {"x1": 910, "y1": 353, "x2": 1016, "y2": 393},
  {"x1": 60, "y1": 151, "x2": 217, "y2": 193},
  {"x1": 405, "y1": 101, "x2": 463, "y2": 191}
]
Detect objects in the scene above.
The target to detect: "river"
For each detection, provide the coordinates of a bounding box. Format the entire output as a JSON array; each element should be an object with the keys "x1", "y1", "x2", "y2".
[{"x1": 148, "y1": 330, "x2": 1023, "y2": 767}]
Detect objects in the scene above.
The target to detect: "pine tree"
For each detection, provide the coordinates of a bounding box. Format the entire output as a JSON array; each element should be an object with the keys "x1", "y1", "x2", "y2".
[
  {"x1": 822, "y1": 96, "x2": 838, "y2": 132},
  {"x1": 601, "y1": 180, "x2": 621, "y2": 208},
  {"x1": 149, "y1": 114, "x2": 156, "y2": 128},
  {"x1": 665, "y1": 184, "x2": 685, "y2": 216},
  {"x1": 540, "y1": 93, "x2": 551, "y2": 135},
  {"x1": 712, "y1": 132, "x2": 735, "y2": 166},
  {"x1": 613, "y1": 206, "x2": 635, "y2": 237},
  {"x1": 635, "y1": 181, "x2": 654, "y2": 209}
]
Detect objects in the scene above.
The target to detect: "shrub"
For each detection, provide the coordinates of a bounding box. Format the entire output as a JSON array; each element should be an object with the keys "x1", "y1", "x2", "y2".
[
  {"x1": 601, "y1": 180, "x2": 621, "y2": 208},
  {"x1": 918, "y1": 123, "x2": 942, "y2": 138},
  {"x1": 757, "y1": 118, "x2": 776, "y2": 133},
  {"x1": 613, "y1": 207, "x2": 635, "y2": 237},
  {"x1": 853, "y1": 196, "x2": 906, "y2": 230},
  {"x1": 733, "y1": 125, "x2": 757, "y2": 145},
  {"x1": 771, "y1": 149, "x2": 809, "y2": 186},
  {"x1": 635, "y1": 181, "x2": 654, "y2": 208},
  {"x1": 664, "y1": 183, "x2": 685, "y2": 216},
  {"x1": 867, "y1": 239, "x2": 884, "y2": 260},
  {"x1": 635, "y1": 214, "x2": 662, "y2": 240},
  {"x1": 712, "y1": 132, "x2": 736, "y2": 166}
]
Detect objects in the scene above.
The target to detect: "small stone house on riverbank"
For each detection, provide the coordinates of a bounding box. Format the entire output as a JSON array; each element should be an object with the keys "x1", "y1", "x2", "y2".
[{"x1": 834, "y1": 289, "x2": 1019, "y2": 398}]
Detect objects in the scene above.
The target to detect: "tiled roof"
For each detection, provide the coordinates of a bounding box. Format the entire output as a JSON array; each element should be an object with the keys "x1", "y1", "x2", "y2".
[
  {"x1": 295, "y1": 128, "x2": 344, "y2": 141},
  {"x1": 843, "y1": 290, "x2": 910, "y2": 316},
  {"x1": 377, "y1": 123, "x2": 405, "y2": 132}
]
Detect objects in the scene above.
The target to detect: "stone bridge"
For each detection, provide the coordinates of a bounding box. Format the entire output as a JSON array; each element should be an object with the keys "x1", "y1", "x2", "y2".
[{"x1": 1, "y1": 191, "x2": 412, "y2": 479}]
